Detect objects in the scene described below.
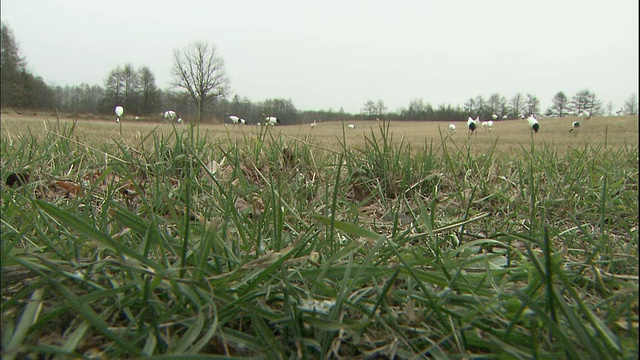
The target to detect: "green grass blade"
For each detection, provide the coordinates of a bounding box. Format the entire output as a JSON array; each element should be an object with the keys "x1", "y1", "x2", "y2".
[{"x1": 4, "y1": 288, "x2": 44, "y2": 360}]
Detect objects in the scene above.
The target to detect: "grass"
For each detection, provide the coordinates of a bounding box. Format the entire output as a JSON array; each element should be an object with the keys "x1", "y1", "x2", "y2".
[
  {"x1": 1, "y1": 113, "x2": 638, "y2": 155},
  {"x1": 1, "y1": 114, "x2": 638, "y2": 359}
]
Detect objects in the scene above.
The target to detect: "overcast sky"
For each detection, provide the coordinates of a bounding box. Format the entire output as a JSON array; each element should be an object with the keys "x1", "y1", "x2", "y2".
[{"x1": 1, "y1": 0, "x2": 638, "y2": 113}]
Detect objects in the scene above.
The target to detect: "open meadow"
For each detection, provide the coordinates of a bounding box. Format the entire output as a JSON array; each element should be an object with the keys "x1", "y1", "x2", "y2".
[
  {"x1": 1, "y1": 113, "x2": 638, "y2": 154},
  {"x1": 1, "y1": 113, "x2": 638, "y2": 358}
]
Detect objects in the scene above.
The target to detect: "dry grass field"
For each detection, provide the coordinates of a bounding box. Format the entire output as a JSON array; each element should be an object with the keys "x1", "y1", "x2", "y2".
[{"x1": 1, "y1": 114, "x2": 638, "y2": 156}]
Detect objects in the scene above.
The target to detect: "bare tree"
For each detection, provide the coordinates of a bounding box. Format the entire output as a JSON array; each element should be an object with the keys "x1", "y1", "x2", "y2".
[
  {"x1": 605, "y1": 101, "x2": 614, "y2": 116},
  {"x1": 498, "y1": 98, "x2": 509, "y2": 118},
  {"x1": 524, "y1": 93, "x2": 541, "y2": 116},
  {"x1": 509, "y1": 93, "x2": 525, "y2": 118},
  {"x1": 172, "y1": 41, "x2": 230, "y2": 124},
  {"x1": 463, "y1": 98, "x2": 476, "y2": 114},
  {"x1": 474, "y1": 95, "x2": 486, "y2": 116},
  {"x1": 623, "y1": 93, "x2": 638, "y2": 115},
  {"x1": 361, "y1": 100, "x2": 377, "y2": 119},
  {"x1": 487, "y1": 93, "x2": 504, "y2": 118},
  {"x1": 376, "y1": 99, "x2": 387, "y2": 118}
]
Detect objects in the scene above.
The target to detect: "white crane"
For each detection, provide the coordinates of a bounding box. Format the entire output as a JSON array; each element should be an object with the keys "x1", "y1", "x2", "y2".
[
  {"x1": 492, "y1": 114, "x2": 498, "y2": 120},
  {"x1": 502, "y1": 114, "x2": 508, "y2": 120},
  {"x1": 164, "y1": 110, "x2": 182, "y2": 123},
  {"x1": 467, "y1": 116, "x2": 480, "y2": 137},
  {"x1": 226, "y1": 113, "x2": 241, "y2": 125},
  {"x1": 263, "y1": 114, "x2": 280, "y2": 125},
  {"x1": 481, "y1": 120, "x2": 493, "y2": 131},
  {"x1": 569, "y1": 121, "x2": 580, "y2": 135},
  {"x1": 526, "y1": 115, "x2": 539, "y2": 133},
  {"x1": 347, "y1": 124, "x2": 355, "y2": 130},
  {"x1": 115, "y1": 106, "x2": 124, "y2": 123},
  {"x1": 448, "y1": 123, "x2": 456, "y2": 135}
]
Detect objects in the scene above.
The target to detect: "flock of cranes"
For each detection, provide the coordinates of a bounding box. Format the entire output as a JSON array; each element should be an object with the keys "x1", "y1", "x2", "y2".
[
  {"x1": 226, "y1": 113, "x2": 280, "y2": 126},
  {"x1": 112, "y1": 106, "x2": 283, "y2": 126},
  {"x1": 455, "y1": 113, "x2": 566, "y2": 139},
  {"x1": 113, "y1": 106, "x2": 594, "y2": 136}
]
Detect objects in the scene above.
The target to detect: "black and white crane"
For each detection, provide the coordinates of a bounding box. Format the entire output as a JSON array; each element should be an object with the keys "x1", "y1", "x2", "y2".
[{"x1": 526, "y1": 115, "x2": 539, "y2": 133}]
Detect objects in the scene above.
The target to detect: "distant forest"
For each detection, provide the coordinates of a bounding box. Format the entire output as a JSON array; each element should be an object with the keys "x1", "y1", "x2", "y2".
[{"x1": 1, "y1": 22, "x2": 637, "y2": 125}]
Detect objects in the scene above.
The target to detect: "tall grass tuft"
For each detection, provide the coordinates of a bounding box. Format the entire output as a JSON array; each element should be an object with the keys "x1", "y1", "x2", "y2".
[{"x1": 1, "y1": 118, "x2": 637, "y2": 358}]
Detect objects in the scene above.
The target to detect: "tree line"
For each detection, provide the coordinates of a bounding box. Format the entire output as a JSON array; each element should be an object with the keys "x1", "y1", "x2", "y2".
[
  {"x1": 1, "y1": 23, "x2": 54, "y2": 109},
  {"x1": 391, "y1": 90, "x2": 638, "y2": 122},
  {"x1": 1, "y1": 22, "x2": 638, "y2": 125}
]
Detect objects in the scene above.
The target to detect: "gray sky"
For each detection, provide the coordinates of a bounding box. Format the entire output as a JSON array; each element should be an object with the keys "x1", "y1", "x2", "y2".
[{"x1": 2, "y1": 0, "x2": 638, "y2": 113}]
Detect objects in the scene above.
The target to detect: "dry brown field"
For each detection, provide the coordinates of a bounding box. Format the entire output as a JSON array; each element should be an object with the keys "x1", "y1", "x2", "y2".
[{"x1": 1, "y1": 113, "x2": 638, "y2": 157}]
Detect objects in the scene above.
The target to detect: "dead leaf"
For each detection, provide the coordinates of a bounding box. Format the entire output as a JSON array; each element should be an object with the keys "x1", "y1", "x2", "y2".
[{"x1": 49, "y1": 180, "x2": 82, "y2": 196}]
